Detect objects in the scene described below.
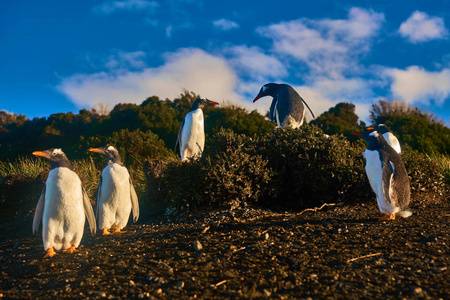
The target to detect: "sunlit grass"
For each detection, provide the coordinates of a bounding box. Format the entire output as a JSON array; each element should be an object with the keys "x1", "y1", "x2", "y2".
[
  {"x1": 0, "y1": 156, "x2": 47, "y2": 178},
  {"x1": 427, "y1": 153, "x2": 450, "y2": 183}
]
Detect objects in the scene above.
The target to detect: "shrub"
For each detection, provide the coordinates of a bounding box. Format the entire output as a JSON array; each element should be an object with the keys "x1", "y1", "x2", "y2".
[
  {"x1": 256, "y1": 125, "x2": 371, "y2": 210},
  {"x1": 143, "y1": 126, "x2": 374, "y2": 212}
]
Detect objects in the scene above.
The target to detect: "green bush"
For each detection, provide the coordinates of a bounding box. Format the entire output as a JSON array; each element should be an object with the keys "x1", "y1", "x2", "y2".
[
  {"x1": 256, "y1": 125, "x2": 371, "y2": 210},
  {"x1": 143, "y1": 126, "x2": 374, "y2": 212}
]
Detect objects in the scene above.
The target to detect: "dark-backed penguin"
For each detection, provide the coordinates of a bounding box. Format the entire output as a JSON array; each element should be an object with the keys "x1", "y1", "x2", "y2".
[
  {"x1": 253, "y1": 83, "x2": 315, "y2": 129},
  {"x1": 351, "y1": 131, "x2": 411, "y2": 221},
  {"x1": 175, "y1": 97, "x2": 219, "y2": 161},
  {"x1": 32, "y1": 148, "x2": 96, "y2": 258},
  {"x1": 367, "y1": 124, "x2": 401, "y2": 154},
  {"x1": 89, "y1": 146, "x2": 139, "y2": 235}
]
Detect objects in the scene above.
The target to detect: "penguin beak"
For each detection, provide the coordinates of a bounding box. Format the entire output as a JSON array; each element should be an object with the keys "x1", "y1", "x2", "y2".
[
  {"x1": 32, "y1": 151, "x2": 48, "y2": 157},
  {"x1": 206, "y1": 99, "x2": 219, "y2": 105},
  {"x1": 253, "y1": 95, "x2": 261, "y2": 103},
  {"x1": 351, "y1": 132, "x2": 362, "y2": 136},
  {"x1": 89, "y1": 148, "x2": 103, "y2": 153},
  {"x1": 367, "y1": 127, "x2": 375, "y2": 130}
]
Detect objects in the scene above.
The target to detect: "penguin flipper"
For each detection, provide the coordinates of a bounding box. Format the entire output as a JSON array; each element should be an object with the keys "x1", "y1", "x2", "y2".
[
  {"x1": 95, "y1": 175, "x2": 102, "y2": 219},
  {"x1": 32, "y1": 187, "x2": 46, "y2": 234},
  {"x1": 382, "y1": 157, "x2": 395, "y2": 206},
  {"x1": 82, "y1": 186, "x2": 97, "y2": 236},
  {"x1": 175, "y1": 118, "x2": 185, "y2": 152},
  {"x1": 129, "y1": 178, "x2": 139, "y2": 223},
  {"x1": 269, "y1": 98, "x2": 277, "y2": 121}
]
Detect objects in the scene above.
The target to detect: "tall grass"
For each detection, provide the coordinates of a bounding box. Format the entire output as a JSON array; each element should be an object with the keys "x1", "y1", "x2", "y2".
[
  {"x1": 0, "y1": 156, "x2": 47, "y2": 178},
  {"x1": 427, "y1": 153, "x2": 450, "y2": 183}
]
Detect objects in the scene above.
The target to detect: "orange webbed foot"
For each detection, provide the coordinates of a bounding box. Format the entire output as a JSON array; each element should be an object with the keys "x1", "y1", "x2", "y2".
[
  {"x1": 102, "y1": 228, "x2": 111, "y2": 236},
  {"x1": 377, "y1": 213, "x2": 395, "y2": 221},
  {"x1": 43, "y1": 247, "x2": 57, "y2": 258},
  {"x1": 111, "y1": 228, "x2": 125, "y2": 234},
  {"x1": 64, "y1": 245, "x2": 79, "y2": 254}
]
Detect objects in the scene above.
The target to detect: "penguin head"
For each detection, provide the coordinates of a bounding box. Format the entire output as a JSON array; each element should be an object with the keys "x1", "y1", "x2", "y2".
[
  {"x1": 190, "y1": 97, "x2": 219, "y2": 111},
  {"x1": 351, "y1": 130, "x2": 388, "y2": 150},
  {"x1": 253, "y1": 83, "x2": 279, "y2": 102},
  {"x1": 89, "y1": 146, "x2": 123, "y2": 165},
  {"x1": 367, "y1": 124, "x2": 392, "y2": 135},
  {"x1": 32, "y1": 148, "x2": 72, "y2": 169}
]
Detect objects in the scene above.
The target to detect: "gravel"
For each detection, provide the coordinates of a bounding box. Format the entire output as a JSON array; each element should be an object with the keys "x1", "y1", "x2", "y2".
[{"x1": 0, "y1": 192, "x2": 449, "y2": 299}]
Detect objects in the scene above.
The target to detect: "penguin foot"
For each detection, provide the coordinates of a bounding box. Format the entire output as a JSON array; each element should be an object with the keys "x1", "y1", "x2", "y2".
[
  {"x1": 111, "y1": 228, "x2": 125, "y2": 234},
  {"x1": 377, "y1": 214, "x2": 396, "y2": 221},
  {"x1": 43, "y1": 247, "x2": 57, "y2": 258},
  {"x1": 102, "y1": 228, "x2": 111, "y2": 235},
  {"x1": 64, "y1": 245, "x2": 79, "y2": 254}
]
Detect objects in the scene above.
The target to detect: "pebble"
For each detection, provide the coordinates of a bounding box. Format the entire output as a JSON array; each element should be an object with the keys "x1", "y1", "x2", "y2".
[
  {"x1": 175, "y1": 281, "x2": 185, "y2": 288},
  {"x1": 129, "y1": 280, "x2": 135, "y2": 286},
  {"x1": 414, "y1": 287, "x2": 422, "y2": 294},
  {"x1": 194, "y1": 240, "x2": 203, "y2": 251},
  {"x1": 263, "y1": 233, "x2": 270, "y2": 240}
]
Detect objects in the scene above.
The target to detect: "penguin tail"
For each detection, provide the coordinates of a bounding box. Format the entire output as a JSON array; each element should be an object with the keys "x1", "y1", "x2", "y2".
[{"x1": 398, "y1": 208, "x2": 413, "y2": 218}]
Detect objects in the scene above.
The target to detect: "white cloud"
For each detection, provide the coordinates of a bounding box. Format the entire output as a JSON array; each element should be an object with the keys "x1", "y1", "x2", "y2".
[
  {"x1": 399, "y1": 11, "x2": 448, "y2": 43},
  {"x1": 224, "y1": 45, "x2": 287, "y2": 80},
  {"x1": 213, "y1": 19, "x2": 239, "y2": 31},
  {"x1": 384, "y1": 66, "x2": 450, "y2": 105},
  {"x1": 92, "y1": 0, "x2": 158, "y2": 14},
  {"x1": 257, "y1": 7, "x2": 384, "y2": 79},
  {"x1": 58, "y1": 48, "x2": 241, "y2": 108}
]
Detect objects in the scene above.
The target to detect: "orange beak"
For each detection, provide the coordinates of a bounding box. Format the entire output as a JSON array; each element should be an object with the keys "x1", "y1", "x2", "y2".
[
  {"x1": 32, "y1": 151, "x2": 48, "y2": 157},
  {"x1": 89, "y1": 148, "x2": 102, "y2": 153},
  {"x1": 367, "y1": 127, "x2": 375, "y2": 130}
]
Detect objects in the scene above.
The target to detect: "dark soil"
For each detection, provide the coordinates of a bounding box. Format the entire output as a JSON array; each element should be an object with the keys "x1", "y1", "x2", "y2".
[{"x1": 0, "y1": 192, "x2": 449, "y2": 299}]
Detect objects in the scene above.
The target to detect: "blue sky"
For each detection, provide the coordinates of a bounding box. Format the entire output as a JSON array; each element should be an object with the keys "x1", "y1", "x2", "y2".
[{"x1": 1, "y1": 0, "x2": 450, "y2": 124}]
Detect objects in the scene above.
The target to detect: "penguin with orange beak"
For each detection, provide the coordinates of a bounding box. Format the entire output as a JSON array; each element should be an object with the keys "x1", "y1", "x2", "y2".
[
  {"x1": 351, "y1": 130, "x2": 411, "y2": 221},
  {"x1": 89, "y1": 146, "x2": 139, "y2": 235},
  {"x1": 253, "y1": 83, "x2": 315, "y2": 129},
  {"x1": 32, "y1": 148, "x2": 96, "y2": 258},
  {"x1": 175, "y1": 97, "x2": 219, "y2": 161}
]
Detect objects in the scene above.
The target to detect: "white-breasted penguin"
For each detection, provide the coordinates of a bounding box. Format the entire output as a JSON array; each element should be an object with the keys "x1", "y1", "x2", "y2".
[
  {"x1": 253, "y1": 83, "x2": 315, "y2": 129},
  {"x1": 175, "y1": 97, "x2": 219, "y2": 161},
  {"x1": 89, "y1": 146, "x2": 139, "y2": 235},
  {"x1": 367, "y1": 124, "x2": 401, "y2": 154},
  {"x1": 32, "y1": 149, "x2": 96, "y2": 258},
  {"x1": 351, "y1": 131, "x2": 412, "y2": 221}
]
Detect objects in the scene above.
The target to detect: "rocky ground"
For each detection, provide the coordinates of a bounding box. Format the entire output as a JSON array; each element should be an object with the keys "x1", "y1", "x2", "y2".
[{"x1": 0, "y1": 192, "x2": 449, "y2": 299}]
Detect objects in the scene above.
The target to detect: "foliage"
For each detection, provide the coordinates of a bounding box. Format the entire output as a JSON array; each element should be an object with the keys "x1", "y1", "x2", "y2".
[
  {"x1": 369, "y1": 99, "x2": 450, "y2": 154},
  {"x1": 144, "y1": 126, "x2": 374, "y2": 212},
  {"x1": 310, "y1": 102, "x2": 366, "y2": 141},
  {"x1": 256, "y1": 125, "x2": 370, "y2": 210}
]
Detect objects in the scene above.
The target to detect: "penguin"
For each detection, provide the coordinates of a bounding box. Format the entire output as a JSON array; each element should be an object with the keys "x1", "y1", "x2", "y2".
[
  {"x1": 253, "y1": 83, "x2": 315, "y2": 129},
  {"x1": 367, "y1": 124, "x2": 401, "y2": 154},
  {"x1": 89, "y1": 146, "x2": 139, "y2": 235},
  {"x1": 32, "y1": 148, "x2": 96, "y2": 258},
  {"x1": 351, "y1": 131, "x2": 412, "y2": 221},
  {"x1": 175, "y1": 97, "x2": 219, "y2": 161}
]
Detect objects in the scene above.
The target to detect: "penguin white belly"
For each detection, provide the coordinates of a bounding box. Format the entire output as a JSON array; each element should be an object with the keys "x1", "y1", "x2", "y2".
[
  {"x1": 98, "y1": 164, "x2": 132, "y2": 230},
  {"x1": 384, "y1": 132, "x2": 401, "y2": 154},
  {"x1": 181, "y1": 109, "x2": 205, "y2": 160},
  {"x1": 43, "y1": 168, "x2": 85, "y2": 251},
  {"x1": 364, "y1": 150, "x2": 399, "y2": 215}
]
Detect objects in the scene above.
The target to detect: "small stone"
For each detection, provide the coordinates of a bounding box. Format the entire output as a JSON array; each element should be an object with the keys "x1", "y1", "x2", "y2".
[
  {"x1": 263, "y1": 233, "x2": 270, "y2": 240},
  {"x1": 156, "y1": 288, "x2": 162, "y2": 294},
  {"x1": 263, "y1": 289, "x2": 271, "y2": 297},
  {"x1": 129, "y1": 280, "x2": 135, "y2": 286},
  {"x1": 414, "y1": 287, "x2": 422, "y2": 294},
  {"x1": 175, "y1": 280, "x2": 185, "y2": 288},
  {"x1": 194, "y1": 240, "x2": 203, "y2": 251}
]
